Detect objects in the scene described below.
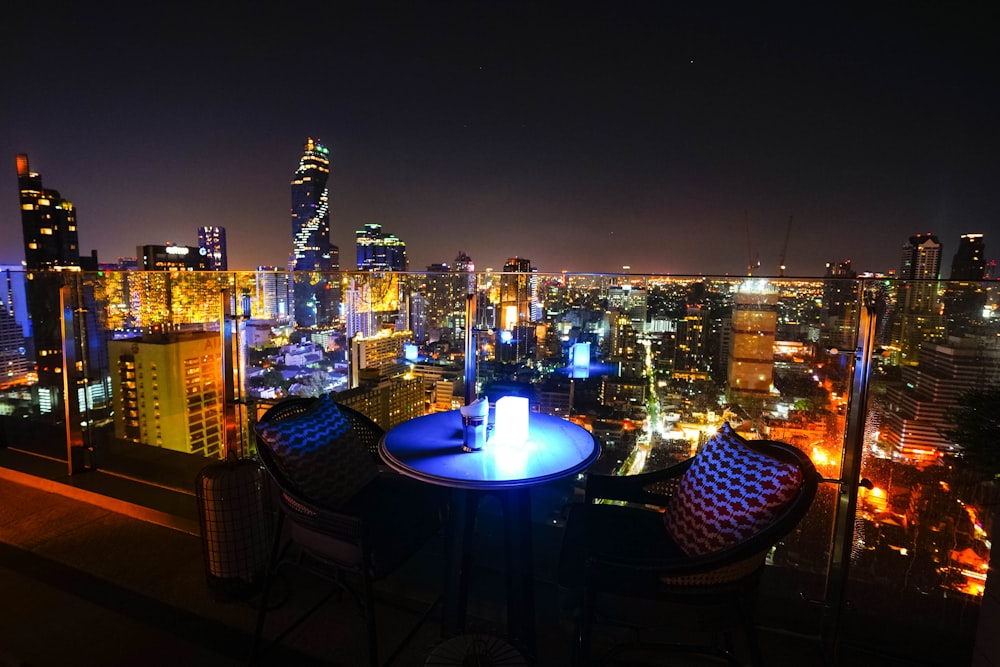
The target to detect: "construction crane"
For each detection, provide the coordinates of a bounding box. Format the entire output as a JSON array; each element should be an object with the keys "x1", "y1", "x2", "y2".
[{"x1": 778, "y1": 215, "x2": 793, "y2": 277}]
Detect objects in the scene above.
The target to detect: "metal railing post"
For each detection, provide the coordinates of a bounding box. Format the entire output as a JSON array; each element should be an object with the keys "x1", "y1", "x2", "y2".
[{"x1": 824, "y1": 280, "x2": 880, "y2": 657}]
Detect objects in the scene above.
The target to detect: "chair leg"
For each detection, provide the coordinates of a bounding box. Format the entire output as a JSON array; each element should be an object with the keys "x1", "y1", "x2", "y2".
[
  {"x1": 363, "y1": 569, "x2": 379, "y2": 667},
  {"x1": 250, "y1": 512, "x2": 286, "y2": 665},
  {"x1": 573, "y1": 576, "x2": 596, "y2": 667}
]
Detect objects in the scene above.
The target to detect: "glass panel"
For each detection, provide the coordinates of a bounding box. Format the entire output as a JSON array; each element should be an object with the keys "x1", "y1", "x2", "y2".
[
  {"x1": 844, "y1": 277, "x2": 991, "y2": 662},
  {"x1": 0, "y1": 267, "x2": 990, "y2": 662}
]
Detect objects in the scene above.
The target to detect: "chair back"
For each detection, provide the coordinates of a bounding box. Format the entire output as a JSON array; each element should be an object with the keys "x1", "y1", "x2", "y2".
[
  {"x1": 254, "y1": 395, "x2": 385, "y2": 512},
  {"x1": 665, "y1": 431, "x2": 819, "y2": 568}
]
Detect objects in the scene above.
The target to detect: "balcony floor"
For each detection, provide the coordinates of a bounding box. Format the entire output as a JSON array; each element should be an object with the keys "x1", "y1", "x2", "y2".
[{"x1": 0, "y1": 458, "x2": 964, "y2": 667}]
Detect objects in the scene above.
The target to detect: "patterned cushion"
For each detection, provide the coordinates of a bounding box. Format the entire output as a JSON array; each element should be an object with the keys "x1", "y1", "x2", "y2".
[
  {"x1": 663, "y1": 423, "x2": 803, "y2": 556},
  {"x1": 256, "y1": 394, "x2": 379, "y2": 509}
]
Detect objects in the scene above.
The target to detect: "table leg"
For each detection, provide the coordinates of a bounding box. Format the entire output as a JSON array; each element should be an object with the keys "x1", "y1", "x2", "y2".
[
  {"x1": 503, "y1": 488, "x2": 536, "y2": 657},
  {"x1": 443, "y1": 488, "x2": 478, "y2": 637}
]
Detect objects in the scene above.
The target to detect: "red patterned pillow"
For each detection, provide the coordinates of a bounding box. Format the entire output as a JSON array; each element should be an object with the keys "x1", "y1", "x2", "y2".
[{"x1": 663, "y1": 423, "x2": 803, "y2": 556}]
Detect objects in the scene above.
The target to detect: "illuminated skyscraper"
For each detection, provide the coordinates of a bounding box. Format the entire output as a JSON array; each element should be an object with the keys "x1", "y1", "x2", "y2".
[
  {"x1": 727, "y1": 279, "x2": 778, "y2": 401},
  {"x1": 497, "y1": 257, "x2": 535, "y2": 361},
  {"x1": 17, "y1": 154, "x2": 80, "y2": 270},
  {"x1": 290, "y1": 138, "x2": 334, "y2": 272},
  {"x1": 290, "y1": 138, "x2": 338, "y2": 327},
  {"x1": 356, "y1": 223, "x2": 407, "y2": 271},
  {"x1": 16, "y1": 154, "x2": 83, "y2": 415},
  {"x1": 197, "y1": 226, "x2": 227, "y2": 270}
]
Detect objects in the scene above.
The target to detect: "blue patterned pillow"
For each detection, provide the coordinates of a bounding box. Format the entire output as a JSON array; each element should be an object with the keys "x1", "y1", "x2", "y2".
[
  {"x1": 663, "y1": 423, "x2": 803, "y2": 556},
  {"x1": 256, "y1": 394, "x2": 379, "y2": 509}
]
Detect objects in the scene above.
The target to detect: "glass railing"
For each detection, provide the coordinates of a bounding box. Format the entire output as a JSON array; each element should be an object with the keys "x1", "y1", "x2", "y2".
[{"x1": 0, "y1": 267, "x2": 995, "y2": 661}]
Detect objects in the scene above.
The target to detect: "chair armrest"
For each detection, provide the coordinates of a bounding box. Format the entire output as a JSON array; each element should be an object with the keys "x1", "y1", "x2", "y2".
[{"x1": 585, "y1": 458, "x2": 693, "y2": 505}]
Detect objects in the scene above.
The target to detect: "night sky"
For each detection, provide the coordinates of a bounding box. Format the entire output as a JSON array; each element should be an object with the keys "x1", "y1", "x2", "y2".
[{"x1": 3, "y1": 2, "x2": 998, "y2": 276}]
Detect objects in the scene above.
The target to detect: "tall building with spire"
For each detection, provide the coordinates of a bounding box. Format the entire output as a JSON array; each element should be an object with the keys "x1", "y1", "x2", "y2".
[
  {"x1": 289, "y1": 138, "x2": 338, "y2": 327},
  {"x1": 290, "y1": 138, "x2": 334, "y2": 272}
]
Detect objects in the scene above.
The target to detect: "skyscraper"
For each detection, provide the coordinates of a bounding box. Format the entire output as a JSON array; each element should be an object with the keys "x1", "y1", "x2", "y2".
[
  {"x1": 290, "y1": 138, "x2": 334, "y2": 272},
  {"x1": 289, "y1": 138, "x2": 338, "y2": 327},
  {"x1": 17, "y1": 154, "x2": 80, "y2": 270},
  {"x1": 728, "y1": 279, "x2": 778, "y2": 402},
  {"x1": 892, "y1": 233, "x2": 944, "y2": 363},
  {"x1": 16, "y1": 154, "x2": 83, "y2": 417},
  {"x1": 197, "y1": 226, "x2": 228, "y2": 270},
  {"x1": 950, "y1": 233, "x2": 986, "y2": 281},
  {"x1": 882, "y1": 335, "x2": 1000, "y2": 463},
  {"x1": 355, "y1": 223, "x2": 407, "y2": 271},
  {"x1": 944, "y1": 233, "x2": 988, "y2": 336}
]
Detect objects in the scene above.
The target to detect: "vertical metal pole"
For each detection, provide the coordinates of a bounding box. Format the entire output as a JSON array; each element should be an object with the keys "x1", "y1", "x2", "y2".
[
  {"x1": 60, "y1": 284, "x2": 88, "y2": 474},
  {"x1": 825, "y1": 282, "x2": 878, "y2": 656},
  {"x1": 463, "y1": 278, "x2": 478, "y2": 406}
]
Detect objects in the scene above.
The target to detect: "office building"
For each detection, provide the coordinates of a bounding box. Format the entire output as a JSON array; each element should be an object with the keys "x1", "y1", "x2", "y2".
[
  {"x1": 822, "y1": 259, "x2": 858, "y2": 352},
  {"x1": 882, "y1": 335, "x2": 1000, "y2": 463},
  {"x1": 17, "y1": 154, "x2": 80, "y2": 271},
  {"x1": 253, "y1": 267, "x2": 291, "y2": 320},
  {"x1": 943, "y1": 234, "x2": 988, "y2": 335},
  {"x1": 108, "y1": 330, "x2": 225, "y2": 457},
  {"x1": 138, "y1": 244, "x2": 210, "y2": 271},
  {"x1": 197, "y1": 226, "x2": 227, "y2": 270},
  {"x1": 16, "y1": 154, "x2": 85, "y2": 414},
  {"x1": 950, "y1": 233, "x2": 986, "y2": 281},
  {"x1": 356, "y1": 223, "x2": 407, "y2": 271},
  {"x1": 891, "y1": 233, "x2": 944, "y2": 364}
]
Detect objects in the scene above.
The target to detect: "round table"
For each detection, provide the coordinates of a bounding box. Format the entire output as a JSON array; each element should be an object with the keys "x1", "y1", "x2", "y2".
[{"x1": 380, "y1": 410, "x2": 600, "y2": 657}]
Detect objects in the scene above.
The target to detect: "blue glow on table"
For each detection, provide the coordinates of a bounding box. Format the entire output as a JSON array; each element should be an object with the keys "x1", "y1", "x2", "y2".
[{"x1": 379, "y1": 411, "x2": 601, "y2": 490}]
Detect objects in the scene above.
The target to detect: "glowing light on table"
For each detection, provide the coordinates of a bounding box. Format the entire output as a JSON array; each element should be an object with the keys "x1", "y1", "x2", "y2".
[{"x1": 494, "y1": 396, "x2": 529, "y2": 446}]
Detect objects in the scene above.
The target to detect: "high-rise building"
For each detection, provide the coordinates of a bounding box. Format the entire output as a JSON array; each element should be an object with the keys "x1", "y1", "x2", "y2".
[
  {"x1": 108, "y1": 330, "x2": 225, "y2": 457},
  {"x1": 943, "y1": 234, "x2": 988, "y2": 337},
  {"x1": 822, "y1": 259, "x2": 858, "y2": 352},
  {"x1": 891, "y1": 233, "x2": 944, "y2": 364},
  {"x1": 356, "y1": 223, "x2": 407, "y2": 271},
  {"x1": 882, "y1": 335, "x2": 1000, "y2": 463},
  {"x1": 17, "y1": 154, "x2": 80, "y2": 270},
  {"x1": 727, "y1": 279, "x2": 778, "y2": 402},
  {"x1": 253, "y1": 267, "x2": 291, "y2": 320},
  {"x1": 290, "y1": 138, "x2": 338, "y2": 327},
  {"x1": 16, "y1": 154, "x2": 86, "y2": 416},
  {"x1": 950, "y1": 233, "x2": 986, "y2": 281},
  {"x1": 290, "y1": 138, "x2": 334, "y2": 272},
  {"x1": 0, "y1": 281, "x2": 29, "y2": 383},
  {"x1": 497, "y1": 257, "x2": 535, "y2": 361},
  {"x1": 197, "y1": 226, "x2": 228, "y2": 270}
]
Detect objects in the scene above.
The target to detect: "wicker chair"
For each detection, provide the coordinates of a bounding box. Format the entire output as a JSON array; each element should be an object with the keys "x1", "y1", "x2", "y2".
[
  {"x1": 250, "y1": 395, "x2": 447, "y2": 667},
  {"x1": 558, "y1": 424, "x2": 819, "y2": 666}
]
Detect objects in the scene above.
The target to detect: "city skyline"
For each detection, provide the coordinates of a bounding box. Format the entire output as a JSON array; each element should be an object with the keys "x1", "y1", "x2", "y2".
[{"x1": 3, "y1": 3, "x2": 998, "y2": 275}]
